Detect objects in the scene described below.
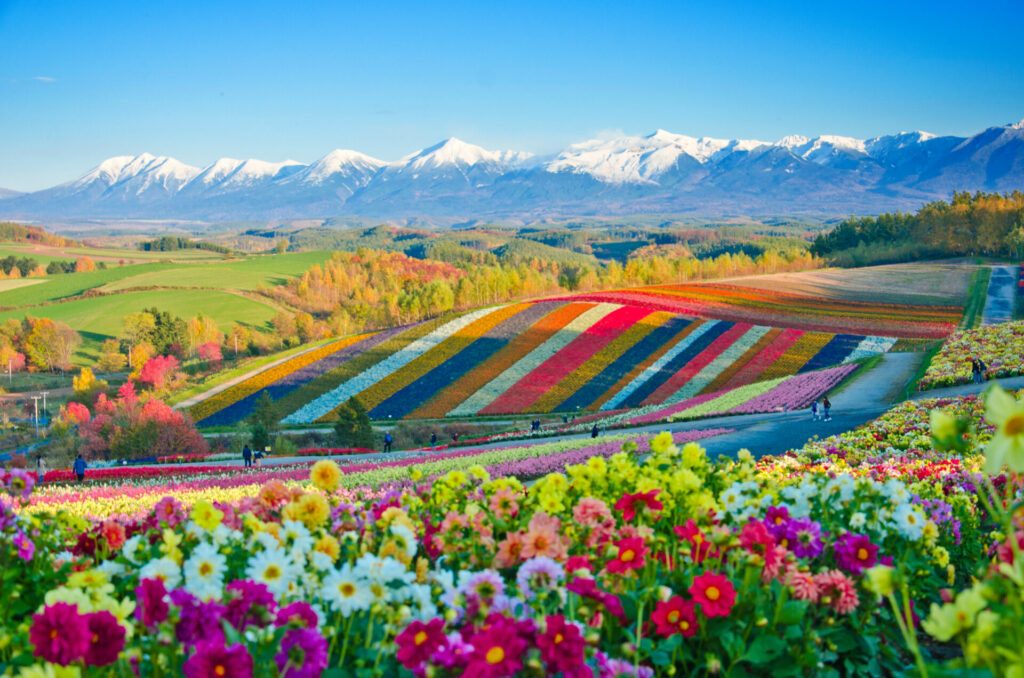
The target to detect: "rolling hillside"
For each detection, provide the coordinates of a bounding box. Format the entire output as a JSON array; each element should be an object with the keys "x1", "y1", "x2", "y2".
[{"x1": 190, "y1": 284, "x2": 959, "y2": 426}]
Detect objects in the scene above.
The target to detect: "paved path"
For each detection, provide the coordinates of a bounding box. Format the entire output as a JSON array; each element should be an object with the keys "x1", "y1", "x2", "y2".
[{"x1": 983, "y1": 265, "x2": 1018, "y2": 325}]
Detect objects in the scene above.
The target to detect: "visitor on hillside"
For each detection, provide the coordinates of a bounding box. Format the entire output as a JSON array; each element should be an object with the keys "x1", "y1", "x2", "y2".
[
  {"x1": 383, "y1": 432, "x2": 393, "y2": 453},
  {"x1": 242, "y1": 445, "x2": 252, "y2": 468},
  {"x1": 451, "y1": 432, "x2": 460, "y2": 444},
  {"x1": 429, "y1": 432, "x2": 437, "y2": 448},
  {"x1": 810, "y1": 400, "x2": 820, "y2": 420},
  {"x1": 36, "y1": 457, "x2": 46, "y2": 484},
  {"x1": 823, "y1": 396, "x2": 832, "y2": 422},
  {"x1": 591, "y1": 424, "x2": 600, "y2": 439},
  {"x1": 972, "y1": 357, "x2": 988, "y2": 384},
  {"x1": 73, "y1": 454, "x2": 87, "y2": 482}
]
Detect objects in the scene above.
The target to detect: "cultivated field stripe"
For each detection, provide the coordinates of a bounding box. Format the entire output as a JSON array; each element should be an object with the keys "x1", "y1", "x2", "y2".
[
  {"x1": 369, "y1": 305, "x2": 544, "y2": 420},
  {"x1": 843, "y1": 336, "x2": 897, "y2": 363},
  {"x1": 283, "y1": 308, "x2": 502, "y2": 424},
  {"x1": 704, "y1": 327, "x2": 781, "y2": 393},
  {"x1": 719, "y1": 327, "x2": 803, "y2": 390},
  {"x1": 643, "y1": 322, "x2": 752, "y2": 406},
  {"x1": 192, "y1": 333, "x2": 375, "y2": 426},
  {"x1": 667, "y1": 376, "x2": 785, "y2": 421},
  {"x1": 592, "y1": 316, "x2": 696, "y2": 411},
  {"x1": 758, "y1": 331, "x2": 834, "y2": 380},
  {"x1": 539, "y1": 310, "x2": 676, "y2": 413},
  {"x1": 347, "y1": 304, "x2": 529, "y2": 414},
  {"x1": 483, "y1": 304, "x2": 652, "y2": 414},
  {"x1": 665, "y1": 325, "x2": 771, "y2": 403},
  {"x1": 624, "y1": 321, "x2": 733, "y2": 408},
  {"x1": 454, "y1": 303, "x2": 619, "y2": 416},
  {"x1": 798, "y1": 333, "x2": 863, "y2": 373},
  {"x1": 603, "y1": 320, "x2": 722, "y2": 410},
  {"x1": 407, "y1": 302, "x2": 568, "y2": 419}
]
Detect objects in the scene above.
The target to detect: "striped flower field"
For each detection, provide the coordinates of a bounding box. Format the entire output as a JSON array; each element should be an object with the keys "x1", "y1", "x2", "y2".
[{"x1": 187, "y1": 283, "x2": 946, "y2": 425}]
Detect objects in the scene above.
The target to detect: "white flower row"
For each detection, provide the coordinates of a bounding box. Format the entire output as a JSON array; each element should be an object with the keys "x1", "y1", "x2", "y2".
[
  {"x1": 664, "y1": 325, "x2": 772, "y2": 404},
  {"x1": 448, "y1": 303, "x2": 621, "y2": 416},
  {"x1": 282, "y1": 306, "x2": 504, "y2": 423},
  {"x1": 601, "y1": 320, "x2": 721, "y2": 410},
  {"x1": 843, "y1": 335, "x2": 897, "y2": 363}
]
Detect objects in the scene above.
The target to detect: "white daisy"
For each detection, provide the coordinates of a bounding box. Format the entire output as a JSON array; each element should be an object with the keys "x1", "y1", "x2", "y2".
[
  {"x1": 322, "y1": 565, "x2": 372, "y2": 616},
  {"x1": 892, "y1": 504, "x2": 925, "y2": 541},
  {"x1": 245, "y1": 549, "x2": 296, "y2": 597},
  {"x1": 282, "y1": 520, "x2": 314, "y2": 557},
  {"x1": 184, "y1": 542, "x2": 227, "y2": 601},
  {"x1": 121, "y1": 535, "x2": 146, "y2": 565},
  {"x1": 390, "y1": 524, "x2": 419, "y2": 560},
  {"x1": 139, "y1": 556, "x2": 182, "y2": 590}
]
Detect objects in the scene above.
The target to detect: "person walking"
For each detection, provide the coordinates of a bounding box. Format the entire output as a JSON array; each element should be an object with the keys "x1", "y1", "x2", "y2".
[
  {"x1": 242, "y1": 444, "x2": 252, "y2": 468},
  {"x1": 977, "y1": 358, "x2": 988, "y2": 383},
  {"x1": 36, "y1": 457, "x2": 46, "y2": 484},
  {"x1": 73, "y1": 454, "x2": 87, "y2": 482},
  {"x1": 429, "y1": 432, "x2": 437, "y2": 448},
  {"x1": 451, "y1": 432, "x2": 460, "y2": 444},
  {"x1": 822, "y1": 396, "x2": 832, "y2": 422},
  {"x1": 383, "y1": 432, "x2": 393, "y2": 453},
  {"x1": 591, "y1": 424, "x2": 600, "y2": 439},
  {"x1": 810, "y1": 400, "x2": 819, "y2": 420}
]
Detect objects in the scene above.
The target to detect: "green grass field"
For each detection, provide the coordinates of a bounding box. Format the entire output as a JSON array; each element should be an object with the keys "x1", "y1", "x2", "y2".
[
  {"x1": 0, "y1": 246, "x2": 338, "y2": 364},
  {"x1": 0, "y1": 242, "x2": 224, "y2": 263}
]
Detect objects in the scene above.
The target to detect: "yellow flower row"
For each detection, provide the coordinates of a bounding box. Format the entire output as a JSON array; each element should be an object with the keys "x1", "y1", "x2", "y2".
[{"x1": 758, "y1": 331, "x2": 833, "y2": 380}]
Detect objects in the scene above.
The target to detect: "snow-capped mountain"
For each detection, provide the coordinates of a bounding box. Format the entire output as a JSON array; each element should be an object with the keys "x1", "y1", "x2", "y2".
[{"x1": 4, "y1": 119, "x2": 1024, "y2": 220}]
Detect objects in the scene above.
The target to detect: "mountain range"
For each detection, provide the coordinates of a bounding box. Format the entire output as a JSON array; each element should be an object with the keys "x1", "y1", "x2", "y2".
[{"x1": 3, "y1": 119, "x2": 1023, "y2": 221}]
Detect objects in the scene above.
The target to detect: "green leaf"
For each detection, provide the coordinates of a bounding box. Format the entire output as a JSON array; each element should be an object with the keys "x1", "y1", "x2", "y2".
[
  {"x1": 744, "y1": 635, "x2": 786, "y2": 665},
  {"x1": 777, "y1": 600, "x2": 806, "y2": 625}
]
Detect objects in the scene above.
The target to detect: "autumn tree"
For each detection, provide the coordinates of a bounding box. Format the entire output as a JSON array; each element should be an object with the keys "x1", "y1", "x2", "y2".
[
  {"x1": 96, "y1": 339, "x2": 128, "y2": 373},
  {"x1": 23, "y1": 317, "x2": 80, "y2": 372}
]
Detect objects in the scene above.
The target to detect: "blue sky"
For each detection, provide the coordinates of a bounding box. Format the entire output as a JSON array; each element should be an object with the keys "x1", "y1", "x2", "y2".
[{"x1": 1, "y1": 0, "x2": 1022, "y2": 191}]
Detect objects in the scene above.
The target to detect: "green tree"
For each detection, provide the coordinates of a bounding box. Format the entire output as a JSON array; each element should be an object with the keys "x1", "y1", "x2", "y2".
[
  {"x1": 248, "y1": 392, "x2": 279, "y2": 452},
  {"x1": 333, "y1": 397, "x2": 375, "y2": 449}
]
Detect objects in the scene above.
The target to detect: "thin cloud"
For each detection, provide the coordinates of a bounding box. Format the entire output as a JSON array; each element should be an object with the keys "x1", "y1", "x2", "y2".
[{"x1": 32, "y1": 76, "x2": 57, "y2": 83}]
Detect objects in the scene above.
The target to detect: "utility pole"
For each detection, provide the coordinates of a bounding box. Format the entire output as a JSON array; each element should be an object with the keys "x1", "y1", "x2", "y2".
[
  {"x1": 31, "y1": 395, "x2": 40, "y2": 436},
  {"x1": 41, "y1": 391, "x2": 49, "y2": 426},
  {"x1": 7, "y1": 357, "x2": 10, "y2": 384}
]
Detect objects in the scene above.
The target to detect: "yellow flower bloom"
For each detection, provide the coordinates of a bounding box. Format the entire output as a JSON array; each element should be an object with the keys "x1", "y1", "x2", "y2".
[
  {"x1": 191, "y1": 500, "x2": 224, "y2": 532},
  {"x1": 290, "y1": 492, "x2": 330, "y2": 529},
  {"x1": 983, "y1": 385, "x2": 1024, "y2": 473},
  {"x1": 314, "y1": 534, "x2": 341, "y2": 561},
  {"x1": 863, "y1": 564, "x2": 894, "y2": 597},
  {"x1": 310, "y1": 460, "x2": 342, "y2": 492}
]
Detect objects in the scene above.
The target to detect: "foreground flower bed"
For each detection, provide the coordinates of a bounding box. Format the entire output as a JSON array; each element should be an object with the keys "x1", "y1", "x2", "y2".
[
  {"x1": 3, "y1": 386, "x2": 1023, "y2": 676},
  {"x1": 919, "y1": 320, "x2": 1024, "y2": 389}
]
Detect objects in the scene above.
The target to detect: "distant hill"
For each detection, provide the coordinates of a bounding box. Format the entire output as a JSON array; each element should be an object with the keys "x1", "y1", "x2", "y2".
[{"x1": 3, "y1": 119, "x2": 1024, "y2": 220}]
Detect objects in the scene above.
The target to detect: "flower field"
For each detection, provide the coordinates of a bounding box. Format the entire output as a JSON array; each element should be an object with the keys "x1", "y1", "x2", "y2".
[
  {"x1": 6, "y1": 380, "x2": 1024, "y2": 676},
  {"x1": 554, "y1": 282, "x2": 961, "y2": 339},
  {"x1": 919, "y1": 320, "x2": 1024, "y2": 389},
  {"x1": 190, "y1": 293, "x2": 918, "y2": 425}
]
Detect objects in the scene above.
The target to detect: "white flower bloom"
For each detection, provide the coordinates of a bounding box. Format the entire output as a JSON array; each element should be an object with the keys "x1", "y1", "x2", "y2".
[
  {"x1": 96, "y1": 560, "x2": 125, "y2": 579},
  {"x1": 121, "y1": 536, "x2": 146, "y2": 565},
  {"x1": 408, "y1": 583, "x2": 437, "y2": 620},
  {"x1": 245, "y1": 549, "x2": 297, "y2": 597},
  {"x1": 824, "y1": 475, "x2": 855, "y2": 504},
  {"x1": 322, "y1": 565, "x2": 372, "y2": 616},
  {"x1": 849, "y1": 512, "x2": 867, "y2": 529},
  {"x1": 390, "y1": 524, "x2": 419, "y2": 559},
  {"x1": 892, "y1": 504, "x2": 925, "y2": 540},
  {"x1": 139, "y1": 557, "x2": 182, "y2": 590},
  {"x1": 310, "y1": 551, "x2": 335, "y2": 572},
  {"x1": 282, "y1": 521, "x2": 314, "y2": 554},
  {"x1": 184, "y1": 542, "x2": 227, "y2": 601},
  {"x1": 253, "y1": 531, "x2": 282, "y2": 552}
]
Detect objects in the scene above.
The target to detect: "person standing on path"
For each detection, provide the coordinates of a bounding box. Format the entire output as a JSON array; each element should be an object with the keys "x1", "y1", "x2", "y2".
[
  {"x1": 242, "y1": 445, "x2": 252, "y2": 468},
  {"x1": 430, "y1": 432, "x2": 437, "y2": 448},
  {"x1": 383, "y1": 432, "x2": 393, "y2": 453},
  {"x1": 591, "y1": 424, "x2": 600, "y2": 438},
  {"x1": 73, "y1": 454, "x2": 87, "y2": 482},
  {"x1": 823, "y1": 396, "x2": 832, "y2": 422},
  {"x1": 36, "y1": 457, "x2": 46, "y2": 484},
  {"x1": 811, "y1": 400, "x2": 820, "y2": 420}
]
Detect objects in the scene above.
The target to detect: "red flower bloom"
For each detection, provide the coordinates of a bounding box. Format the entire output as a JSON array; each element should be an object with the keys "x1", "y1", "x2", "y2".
[
  {"x1": 537, "y1": 615, "x2": 586, "y2": 674},
  {"x1": 464, "y1": 616, "x2": 529, "y2": 677},
  {"x1": 606, "y1": 537, "x2": 647, "y2": 574},
  {"x1": 614, "y1": 489, "x2": 663, "y2": 522},
  {"x1": 30, "y1": 602, "x2": 91, "y2": 666},
  {"x1": 566, "y1": 578, "x2": 626, "y2": 621},
  {"x1": 565, "y1": 555, "x2": 591, "y2": 572},
  {"x1": 740, "y1": 520, "x2": 776, "y2": 556},
  {"x1": 84, "y1": 611, "x2": 126, "y2": 666},
  {"x1": 689, "y1": 572, "x2": 737, "y2": 618},
  {"x1": 396, "y1": 618, "x2": 447, "y2": 670},
  {"x1": 651, "y1": 596, "x2": 698, "y2": 638},
  {"x1": 183, "y1": 641, "x2": 254, "y2": 678},
  {"x1": 674, "y1": 520, "x2": 712, "y2": 563}
]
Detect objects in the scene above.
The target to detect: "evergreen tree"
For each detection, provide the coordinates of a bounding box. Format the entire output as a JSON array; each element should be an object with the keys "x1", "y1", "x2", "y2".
[
  {"x1": 333, "y1": 397, "x2": 375, "y2": 449},
  {"x1": 248, "y1": 392, "x2": 279, "y2": 451}
]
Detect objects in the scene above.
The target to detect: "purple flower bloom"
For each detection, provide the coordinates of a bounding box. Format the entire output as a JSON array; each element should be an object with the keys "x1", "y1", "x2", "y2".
[
  {"x1": 13, "y1": 530, "x2": 34, "y2": 561},
  {"x1": 274, "y1": 628, "x2": 328, "y2": 678},
  {"x1": 183, "y1": 640, "x2": 253, "y2": 678},
  {"x1": 276, "y1": 602, "x2": 319, "y2": 630},
  {"x1": 516, "y1": 556, "x2": 565, "y2": 599},
  {"x1": 833, "y1": 532, "x2": 878, "y2": 574},
  {"x1": 784, "y1": 517, "x2": 824, "y2": 559},
  {"x1": 224, "y1": 580, "x2": 277, "y2": 630},
  {"x1": 170, "y1": 589, "x2": 226, "y2": 648}
]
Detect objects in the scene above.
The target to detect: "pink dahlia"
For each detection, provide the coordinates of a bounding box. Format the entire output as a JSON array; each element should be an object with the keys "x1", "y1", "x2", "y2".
[{"x1": 29, "y1": 602, "x2": 90, "y2": 666}]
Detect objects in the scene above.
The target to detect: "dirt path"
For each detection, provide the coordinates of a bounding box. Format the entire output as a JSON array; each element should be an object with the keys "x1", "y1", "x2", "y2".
[{"x1": 983, "y1": 265, "x2": 1018, "y2": 324}]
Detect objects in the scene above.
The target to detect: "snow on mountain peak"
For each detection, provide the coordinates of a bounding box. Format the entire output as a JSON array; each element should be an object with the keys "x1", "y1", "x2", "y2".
[
  {"x1": 1010, "y1": 118, "x2": 1024, "y2": 130},
  {"x1": 70, "y1": 153, "x2": 199, "y2": 194},
  {"x1": 292, "y1": 149, "x2": 386, "y2": 185},
  {"x1": 403, "y1": 137, "x2": 528, "y2": 170}
]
